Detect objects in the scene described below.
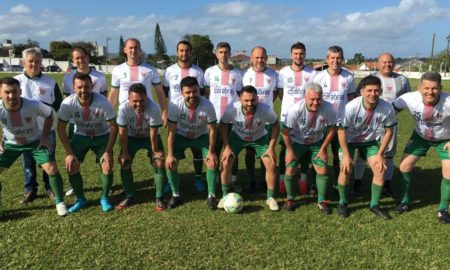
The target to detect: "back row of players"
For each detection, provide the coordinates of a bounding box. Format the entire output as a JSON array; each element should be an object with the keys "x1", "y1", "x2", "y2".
[{"x1": 0, "y1": 38, "x2": 449, "y2": 223}]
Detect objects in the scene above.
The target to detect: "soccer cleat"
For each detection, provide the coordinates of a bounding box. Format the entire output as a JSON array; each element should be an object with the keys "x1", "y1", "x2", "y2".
[
  {"x1": 155, "y1": 198, "x2": 167, "y2": 212},
  {"x1": 298, "y1": 180, "x2": 308, "y2": 195},
  {"x1": 68, "y1": 198, "x2": 87, "y2": 213},
  {"x1": 278, "y1": 180, "x2": 286, "y2": 194},
  {"x1": 46, "y1": 189, "x2": 55, "y2": 200},
  {"x1": 231, "y1": 182, "x2": 242, "y2": 193},
  {"x1": 56, "y1": 202, "x2": 68, "y2": 216},
  {"x1": 437, "y1": 210, "x2": 450, "y2": 224},
  {"x1": 167, "y1": 196, "x2": 182, "y2": 209},
  {"x1": 283, "y1": 199, "x2": 296, "y2": 211},
  {"x1": 194, "y1": 177, "x2": 206, "y2": 192},
  {"x1": 317, "y1": 201, "x2": 332, "y2": 215},
  {"x1": 65, "y1": 188, "x2": 75, "y2": 197},
  {"x1": 369, "y1": 206, "x2": 392, "y2": 220},
  {"x1": 266, "y1": 197, "x2": 279, "y2": 211},
  {"x1": 115, "y1": 197, "x2": 134, "y2": 210},
  {"x1": 217, "y1": 198, "x2": 225, "y2": 209},
  {"x1": 20, "y1": 191, "x2": 37, "y2": 204},
  {"x1": 395, "y1": 202, "x2": 410, "y2": 214},
  {"x1": 100, "y1": 197, "x2": 113, "y2": 212},
  {"x1": 207, "y1": 196, "x2": 217, "y2": 210},
  {"x1": 163, "y1": 182, "x2": 172, "y2": 195},
  {"x1": 337, "y1": 204, "x2": 349, "y2": 218},
  {"x1": 309, "y1": 185, "x2": 317, "y2": 197}
]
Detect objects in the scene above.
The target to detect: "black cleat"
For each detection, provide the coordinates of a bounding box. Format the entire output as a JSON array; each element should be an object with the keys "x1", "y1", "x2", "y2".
[
  {"x1": 20, "y1": 191, "x2": 37, "y2": 204},
  {"x1": 116, "y1": 197, "x2": 134, "y2": 210},
  {"x1": 317, "y1": 201, "x2": 332, "y2": 215},
  {"x1": 283, "y1": 199, "x2": 296, "y2": 211},
  {"x1": 207, "y1": 196, "x2": 217, "y2": 210},
  {"x1": 395, "y1": 202, "x2": 409, "y2": 214},
  {"x1": 155, "y1": 198, "x2": 167, "y2": 212},
  {"x1": 437, "y1": 210, "x2": 450, "y2": 224},
  {"x1": 337, "y1": 204, "x2": 349, "y2": 218},
  {"x1": 167, "y1": 196, "x2": 182, "y2": 209},
  {"x1": 370, "y1": 206, "x2": 392, "y2": 219}
]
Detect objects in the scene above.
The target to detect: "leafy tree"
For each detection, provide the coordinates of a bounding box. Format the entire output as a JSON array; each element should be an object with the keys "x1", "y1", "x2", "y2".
[
  {"x1": 118, "y1": 35, "x2": 126, "y2": 62},
  {"x1": 12, "y1": 39, "x2": 40, "y2": 57},
  {"x1": 350, "y1": 53, "x2": 366, "y2": 65},
  {"x1": 154, "y1": 23, "x2": 170, "y2": 65},
  {"x1": 182, "y1": 34, "x2": 215, "y2": 70},
  {"x1": 49, "y1": 40, "x2": 72, "y2": 60}
]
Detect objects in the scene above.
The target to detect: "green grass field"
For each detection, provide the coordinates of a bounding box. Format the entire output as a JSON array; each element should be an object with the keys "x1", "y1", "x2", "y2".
[{"x1": 0, "y1": 72, "x2": 449, "y2": 269}]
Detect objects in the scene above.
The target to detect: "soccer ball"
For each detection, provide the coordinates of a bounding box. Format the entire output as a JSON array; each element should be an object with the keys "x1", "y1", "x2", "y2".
[{"x1": 224, "y1": 192, "x2": 244, "y2": 214}]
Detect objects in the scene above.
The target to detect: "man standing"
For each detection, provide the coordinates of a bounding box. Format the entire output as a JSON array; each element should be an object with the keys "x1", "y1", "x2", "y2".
[
  {"x1": 14, "y1": 47, "x2": 62, "y2": 203},
  {"x1": 0, "y1": 77, "x2": 67, "y2": 216},
  {"x1": 163, "y1": 40, "x2": 206, "y2": 191},
  {"x1": 116, "y1": 83, "x2": 166, "y2": 211},
  {"x1": 337, "y1": 76, "x2": 396, "y2": 219},
  {"x1": 220, "y1": 85, "x2": 280, "y2": 211},
  {"x1": 282, "y1": 83, "x2": 336, "y2": 213},
  {"x1": 58, "y1": 73, "x2": 118, "y2": 213},
  {"x1": 242, "y1": 46, "x2": 278, "y2": 192},
  {"x1": 393, "y1": 72, "x2": 450, "y2": 224},
  {"x1": 165, "y1": 76, "x2": 218, "y2": 209}
]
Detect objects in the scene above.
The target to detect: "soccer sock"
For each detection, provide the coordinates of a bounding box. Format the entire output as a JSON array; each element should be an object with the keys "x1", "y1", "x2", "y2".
[
  {"x1": 222, "y1": 183, "x2": 231, "y2": 197},
  {"x1": 245, "y1": 150, "x2": 256, "y2": 184},
  {"x1": 267, "y1": 188, "x2": 274, "y2": 199},
  {"x1": 338, "y1": 184, "x2": 348, "y2": 205},
  {"x1": 284, "y1": 174, "x2": 295, "y2": 199},
  {"x1": 384, "y1": 158, "x2": 395, "y2": 181},
  {"x1": 370, "y1": 183, "x2": 383, "y2": 208},
  {"x1": 400, "y1": 172, "x2": 412, "y2": 204},
  {"x1": 316, "y1": 173, "x2": 328, "y2": 202},
  {"x1": 438, "y1": 178, "x2": 450, "y2": 211},
  {"x1": 206, "y1": 169, "x2": 217, "y2": 197},
  {"x1": 68, "y1": 173, "x2": 86, "y2": 200},
  {"x1": 154, "y1": 168, "x2": 165, "y2": 198},
  {"x1": 48, "y1": 173, "x2": 64, "y2": 204},
  {"x1": 101, "y1": 173, "x2": 113, "y2": 199},
  {"x1": 166, "y1": 170, "x2": 180, "y2": 196},
  {"x1": 120, "y1": 168, "x2": 135, "y2": 198}
]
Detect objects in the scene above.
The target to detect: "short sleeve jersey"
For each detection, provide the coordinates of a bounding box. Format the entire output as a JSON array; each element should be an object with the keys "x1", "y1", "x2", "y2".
[
  {"x1": 204, "y1": 65, "x2": 243, "y2": 122},
  {"x1": 371, "y1": 71, "x2": 411, "y2": 103},
  {"x1": 167, "y1": 96, "x2": 216, "y2": 139},
  {"x1": 163, "y1": 63, "x2": 204, "y2": 102},
  {"x1": 221, "y1": 101, "x2": 278, "y2": 142},
  {"x1": 63, "y1": 69, "x2": 107, "y2": 96},
  {"x1": 0, "y1": 98, "x2": 52, "y2": 145},
  {"x1": 59, "y1": 92, "x2": 115, "y2": 137},
  {"x1": 277, "y1": 65, "x2": 317, "y2": 122},
  {"x1": 284, "y1": 99, "x2": 336, "y2": 145},
  {"x1": 393, "y1": 91, "x2": 450, "y2": 141},
  {"x1": 242, "y1": 67, "x2": 278, "y2": 110},
  {"x1": 111, "y1": 62, "x2": 161, "y2": 105},
  {"x1": 117, "y1": 99, "x2": 162, "y2": 138},
  {"x1": 313, "y1": 68, "x2": 355, "y2": 116}
]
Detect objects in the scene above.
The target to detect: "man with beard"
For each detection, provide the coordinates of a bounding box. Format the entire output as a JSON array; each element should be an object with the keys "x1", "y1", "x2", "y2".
[
  {"x1": 163, "y1": 40, "x2": 206, "y2": 192},
  {"x1": 165, "y1": 76, "x2": 218, "y2": 209}
]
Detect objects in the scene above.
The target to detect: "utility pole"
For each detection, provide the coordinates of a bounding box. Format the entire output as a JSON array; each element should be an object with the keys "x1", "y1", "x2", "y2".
[{"x1": 106, "y1": 37, "x2": 111, "y2": 73}]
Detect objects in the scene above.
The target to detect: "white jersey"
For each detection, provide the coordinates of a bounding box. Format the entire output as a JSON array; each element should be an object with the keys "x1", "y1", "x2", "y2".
[
  {"x1": 111, "y1": 62, "x2": 161, "y2": 105},
  {"x1": 117, "y1": 98, "x2": 162, "y2": 138},
  {"x1": 0, "y1": 98, "x2": 52, "y2": 145},
  {"x1": 277, "y1": 65, "x2": 317, "y2": 122},
  {"x1": 163, "y1": 63, "x2": 204, "y2": 102},
  {"x1": 221, "y1": 101, "x2": 278, "y2": 142},
  {"x1": 168, "y1": 96, "x2": 216, "y2": 139},
  {"x1": 340, "y1": 96, "x2": 397, "y2": 143},
  {"x1": 393, "y1": 91, "x2": 450, "y2": 141},
  {"x1": 59, "y1": 92, "x2": 115, "y2": 137},
  {"x1": 204, "y1": 65, "x2": 242, "y2": 122},
  {"x1": 371, "y1": 72, "x2": 411, "y2": 103},
  {"x1": 284, "y1": 99, "x2": 336, "y2": 145},
  {"x1": 242, "y1": 67, "x2": 278, "y2": 110},
  {"x1": 313, "y1": 68, "x2": 355, "y2": 117},
  {"x1": 63, "y1": 69, "x2": 107, "y2": 96}
]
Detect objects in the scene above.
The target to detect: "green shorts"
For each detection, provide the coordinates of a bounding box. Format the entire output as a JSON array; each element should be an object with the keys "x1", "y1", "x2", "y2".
[
  {"x1": 404, "y1": 131, "x2": 450, "y2": 160},
  {"x1": 125, "y1": 135, "x2": 164, "y2": 159},
  {"x1": 286, "y1": 140, "x2": 327, "y2": 168},
  {"x1": 338, "y1": 140, "x2": 379, "y2": 162},
  {"x1": 0, "y1": 141, "x2": 55, "y2": 168},
  {"x1": 70, "y1": 133, "x2": 109, "y2": 163},
  {"x1": 173, "y1": 133, "x2": 209, "y2": 160},
  {"x1": 229, "y1": 131, "x2": 269, "y2": 159}
]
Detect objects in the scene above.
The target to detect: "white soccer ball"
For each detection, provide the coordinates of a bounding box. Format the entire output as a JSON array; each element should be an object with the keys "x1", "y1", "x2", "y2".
[{"x1": 224, "y1": 192, "x2": 244, "y2": 214}]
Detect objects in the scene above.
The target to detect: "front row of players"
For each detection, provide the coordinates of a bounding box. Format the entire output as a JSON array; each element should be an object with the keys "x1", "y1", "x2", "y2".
[{"x1": 0, "y1": 72, "x2": 449, "y2": 223}]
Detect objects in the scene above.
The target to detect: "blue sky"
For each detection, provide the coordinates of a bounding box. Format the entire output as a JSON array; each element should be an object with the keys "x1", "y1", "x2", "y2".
[{"x1": 1, "y1": 0, "x2": 449, "y2": 60}]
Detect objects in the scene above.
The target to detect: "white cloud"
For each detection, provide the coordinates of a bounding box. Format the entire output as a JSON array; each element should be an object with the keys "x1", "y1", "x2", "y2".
[
  {"x1": 81, "y1": 17, "x2": 95, "y2": 25},
  {"x1": 206, "y1": 1, "x2": 249, "y2": 17},
  {"x1": 10, "y1": 4, "x2": 31, "y2": 14}
]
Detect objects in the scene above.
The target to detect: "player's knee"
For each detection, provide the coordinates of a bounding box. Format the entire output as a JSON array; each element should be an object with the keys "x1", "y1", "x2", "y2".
[{"x1": 44, "y1": 162, "x2": 59, "y2": 176}]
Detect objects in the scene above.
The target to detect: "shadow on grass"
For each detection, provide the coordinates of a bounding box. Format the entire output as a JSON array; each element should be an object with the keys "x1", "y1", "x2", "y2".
[{"x1": 0, "y1": 211, "x2": 32, "y2": 222}]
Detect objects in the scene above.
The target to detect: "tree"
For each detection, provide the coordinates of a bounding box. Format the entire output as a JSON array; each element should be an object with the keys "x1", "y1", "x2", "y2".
[
  {"x1": 49, "y1": 40, "x2": 72, "y2": 60},
  {"x1": 153, "y1": 23, "x2": 170, "y2": 65},
  {"x1": 12, "y1": 39, "x2": 40, "y2": 57},
  {"x1": 350, "y1": 53, "x2": 366, "y2": 65},
  {"x1": 182, "y1": 34, "x2": 215, "y2": 70},
  {"x1": 118, "y1": 35, "x2": 126, "y2": 62}
]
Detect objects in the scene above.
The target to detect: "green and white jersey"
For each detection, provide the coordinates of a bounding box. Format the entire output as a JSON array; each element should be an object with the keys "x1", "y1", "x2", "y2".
[
  {"x1": 221, "y1": 101, "x2": 278, "y2": 142},
  {"x1": 111, "y1": 62, "x2": 161, "y2": 105},
  {"x1": 393, "y1": 91, "x2": 450, "y2": 141},
  {"x1": 168, "y1": 96, "x2": 216, "y2": 139},
  {"x1": 204, "y1": 65, "x2": 242, "y2": 122},
  {"x1": 340, "y1": 96, "x2": 397, "y2": 143},
  {"x1": 0, "y1": 98, "x2": 52, "y2": 145},
  {"x1": 59, "y1": 92, "x2": 115, "y2": 137},
  {"x1": 63, "y1": 69, "x2": 107, "y2": 96},
  {"x1": 242, "y1": 67, "x2": 278, "y2": 110},
  {"x1": 163, "y1": 63, "x2": 204, "y2": 102},
  {"x1": 372, "y1": 71, "x2": 411, "y2": 103},
  {"x1": 277, "y1": 65, "x2": 317, "y2": 122},
  {"x1": 117, "y1": 98, "x2": 162, "y2": 138},
  {"x1": 284, "y1": 99, "x2": 336, "y2": 145}
]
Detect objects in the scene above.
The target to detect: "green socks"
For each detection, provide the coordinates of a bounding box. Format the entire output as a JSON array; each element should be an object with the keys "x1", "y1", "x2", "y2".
[
  {"x1": 222, "y1": 183, "x2": 231, "y2": 197},
  {"x1": 338, "y1": 184, "x2": 348, "y2": 205},
  {"x1": 439, "y1": 178, "x2": 450, "y2": 211},
  {"x1": 370, "y1": 183, "x2": 383, "y2": 208},
  {"x1": 48, "y1": 173, "x2": 64, "y2": 204},
  {"x1": 316, "y1": 173, "x2": 328, "y2": 202},
  {"x1": 154, "y1": 168, "x2": 165, "y2": 198},
  {"x1": 400, "y1": 172, "x2": 412, "y2": 204},
  {"x1": 68, "y1": 173, "x2": 86, "y2": 200},
  {"x1": 267, "y1": 188, "x2": 274, "y2": 199},
  {"x1": 284, "y1": 174, "x2": 295, "y2": 199},
  {"x1": 101, "y1": 173, "x2": 113, "y2": 199},
  {"x1": 120, "y1": 169, "x2": 135, "y2": 198},
  {"x1": 206, "y1": 169, "x2": 217, "y2": 197},
  {"x1": 166, "y1": 170, "x2": 180, "y2": 196}
]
